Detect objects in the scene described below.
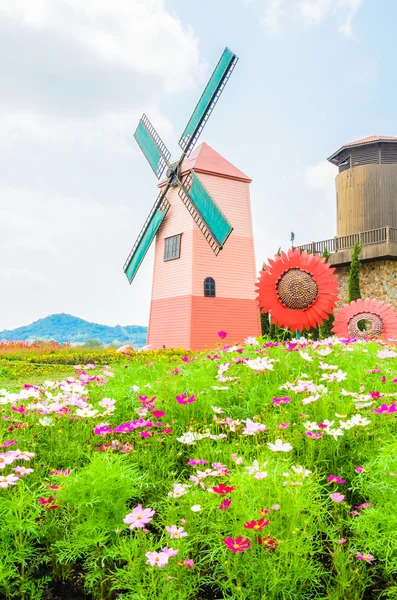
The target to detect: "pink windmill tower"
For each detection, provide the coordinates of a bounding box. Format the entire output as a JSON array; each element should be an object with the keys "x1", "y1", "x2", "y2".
[{"x1": 123, "y1": 48, "x2": 261, "y2": 350}]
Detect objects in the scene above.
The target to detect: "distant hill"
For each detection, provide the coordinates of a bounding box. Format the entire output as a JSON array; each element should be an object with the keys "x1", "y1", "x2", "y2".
[{"x1": 0, "y1": 313, "x2": 147, "y2": 347}]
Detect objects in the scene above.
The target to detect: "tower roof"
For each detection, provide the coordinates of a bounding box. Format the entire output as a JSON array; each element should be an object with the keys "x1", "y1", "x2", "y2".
[
  {"x1": 328, "y1": 136, "x2": 397, "y2": 164},
  {"x1": 181, "y1": 143, "x2": 251, "y2": 182}
]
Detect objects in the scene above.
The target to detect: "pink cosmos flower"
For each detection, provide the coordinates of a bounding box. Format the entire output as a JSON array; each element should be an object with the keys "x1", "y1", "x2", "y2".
[
  {"x1": 357, "y1": 552, "x2": 374, "y2": 563},
  {"x1": 0, "y1": 453, "x2": 15, "y2": 469},
  {"x1": 145, "y1": 551, "x2": 169, "y2": 568},
  {"x1": 275, "y1": 422, "x2": 290, "y2": 430},
  {"x1": 162, "y1": 547, "x2": 179, "y2": 558},
  {"x1": 224, "y1": 536, "x2": 251, "y2": 553},
  {"x1": 330, "y1": 493, "x2": 345, "y2": 503},
  {"x1": 14, "y1": 450, "x2": 35, "y2": 461},
  {"x1": 355, "y1": 503, "x2": 373, "y2": 510},
  {"x1": 219, "y1": 498, "x2": 232, "y2": 510},
  {"x1": 185, "y1": 559, "x2": 194, "y2": 568},
  {"x1": 140, "y1": 431, "x2": 151, "y2": 438},
  {"x1": 355, "y1": 466, "x2": 367, "y2": 473},
  {"x1": 123, "y1": 504, "x2": 155, "y2": 529},
  {"x1": 49, "y1": 469, "x2": 71, "y2": 476},
  {"x1": 218, "y1": 331, "x2": 227, "y2": 339},
  {"x1": 327, "y1": 475, "x2": 346, "y2": 484},
  {"x1": 0, "y1": 440, "x2": 17, "y2": 449},
  {"x1": 259, "y1": 509, "x2": 270, "y2": 516},
  {"x1": 338, "y1": 538, "x2": 347, "y2": 544},
  {"x1": 306, "y1": 431, "x2": 323, "y2": 439},
  {"x1": 271, "y1": 504, "x2": 280, "y2": 511},
  {"x1": 242, "y1": 419, "x2": 266, "y2": 435},
  {"x1": 212, "y1": 483, "x2": 235, "y2": 495},
  {"x1": 165, "y1": 524, "x2": 188, "y2": 539},
  {"x1": 0, "y1": 474, "x2": 19, "y2": 488},
  {"x1": 369, "y1": 391, "x2": 384, "y2": 399},
  {"x1": 11, "y1": 406, "x2": 26, "y2": 414},
  {"x1": 12, "y1": 466, "x2": 34, "y2": 477},
  {"x1": 244, "y1": 518, "x2": 270, "y2": 531}
]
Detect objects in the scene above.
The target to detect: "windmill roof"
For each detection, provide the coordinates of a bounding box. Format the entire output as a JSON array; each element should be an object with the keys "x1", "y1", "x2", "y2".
[
  {"x1": 328, "y1": 136, "x2": 397, "y2": 163},
  {"x1": 181, "y1": 143, "x2": 251, "y2": 182},
  {"x1": 159, "y1": 143, "x2": 251, "y2": 186}
]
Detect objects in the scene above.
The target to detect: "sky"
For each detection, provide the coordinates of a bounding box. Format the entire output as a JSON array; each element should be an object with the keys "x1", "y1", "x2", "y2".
[{"x1": 0, "y1": 0, "x2": 394, "y2": 330}]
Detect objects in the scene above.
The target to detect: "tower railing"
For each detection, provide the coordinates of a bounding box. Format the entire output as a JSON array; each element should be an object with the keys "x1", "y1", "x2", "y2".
[{"x1": 298, "y1": 226, "x2": 397, "y2": 255}]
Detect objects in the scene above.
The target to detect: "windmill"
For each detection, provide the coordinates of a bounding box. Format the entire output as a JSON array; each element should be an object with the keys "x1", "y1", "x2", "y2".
[{"x1": 123, "y1": 47, "x2": 261, "y2": 350}]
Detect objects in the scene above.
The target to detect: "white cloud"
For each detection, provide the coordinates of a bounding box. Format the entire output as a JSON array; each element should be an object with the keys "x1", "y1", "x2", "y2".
[
  {"x1": 0, "y1": 267, "x2": 47, "y2": 284},
  {"x1": 259, "y1": 0, "x2": 363, "y2": 37},
  {"x1": 0, "y1": 106, "x2": 173, "y2": 153},
  {"x1": 304, "y1": 160, "x2": 335, "y2": 207},
  {"x1": 0, "y1": 0, "x2": 204, "y2": 93}
]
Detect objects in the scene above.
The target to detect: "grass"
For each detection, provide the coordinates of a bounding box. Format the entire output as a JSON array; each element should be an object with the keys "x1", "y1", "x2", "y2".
[{"x1": 0, "y1": 337, "x2": 397, "y2": 599}]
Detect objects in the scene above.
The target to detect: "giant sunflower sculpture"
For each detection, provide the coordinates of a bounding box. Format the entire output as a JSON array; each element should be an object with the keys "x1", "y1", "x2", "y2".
[
  {"x1": 332, "y1": 298, "x2": 397, "y2": 339},
  {"x1": 256, "y1": 248, "x2": 340, "y2": 332}
]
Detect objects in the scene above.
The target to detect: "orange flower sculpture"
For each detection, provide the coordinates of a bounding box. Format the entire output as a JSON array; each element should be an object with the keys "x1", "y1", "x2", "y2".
[
  {"x1": 256, "y1": 248, "x2": 340, "y2": 332},
  {"x1": 332, "y1": 299, "x2": 397, "y2": 339}
]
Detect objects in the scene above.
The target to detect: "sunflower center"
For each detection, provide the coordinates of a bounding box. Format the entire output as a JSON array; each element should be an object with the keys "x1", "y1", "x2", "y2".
[
  {"x1": 276, "y1": 269, "x2": 318, "y2": 310},
  {"x1": 347, "y1": 312, "x2": 384, "y2": 339}
]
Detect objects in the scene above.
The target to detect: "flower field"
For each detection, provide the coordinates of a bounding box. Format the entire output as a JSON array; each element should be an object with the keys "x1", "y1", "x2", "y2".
[{"x1": 1, "y1": 337, "x2": 397, "y2": 599}]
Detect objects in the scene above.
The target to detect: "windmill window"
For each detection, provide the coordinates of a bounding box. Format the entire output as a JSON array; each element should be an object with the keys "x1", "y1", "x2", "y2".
[
  {"x1": 164, "y1": 234, "x2": 181, "y2": 261},
  {"x1": 204, "y1": 277, "x2": 216, "y2": 297}
]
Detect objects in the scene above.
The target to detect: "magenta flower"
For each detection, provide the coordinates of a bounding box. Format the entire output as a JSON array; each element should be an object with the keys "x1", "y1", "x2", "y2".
[
  {"x1": 369, "y1": 391, "x2": 384, "y2": 399},
  {"x1": 93, "y1": 425, "x2": 113, "y2": 435},
  {"x1": 355, "y1": 466, "x2": 367, "y2": 473},
  {"x1": 327, "y1": 475, "x2": 346, "y2": 484},
  {"x1": 272, "y1": 397, "x2": 292, "y2": 405},
  {"x1": 140, "y1": 431, "x2": 151, "y2": 438},
  {"x1": 188, "y1": 459, "x2": 207, "y2": 466},
  {"x1": 176, "y1": 393, "x2": 196, "y2": 405},
  {"x1": 0, "y1": 440, "x2": 17, "y2": 449},
  {"x1": 11, "y1": 406, "x2": 26, "y2": 414},
  {"x1": 219, "y1": 498, "x2": 232, "y2": 511},
  {"x1": 330, "y1": 493, "x2": 345, "y2": 503},
  {"x1": 275, "y1": 422, "x2": 290, "y2": 430},
  {"x1": 185, "y1": 559, "x2": 194, "y2": 568},
  {"x1": 306, "y1": 431, "x2": 323, "y2": 439},
  {"x1": 212, "y1": 483, "x2": 235, "y2": 495},
  {"x1": 152, "y1": 410, "x2": 165, "y2": 418},
  {"x1": 218, "y1": 331, "x2": 227, "y2": 339},
  {"x1": 357, "y1": 552, "x2": 374, "y2": 563},
  {"x1": 224, "y1": 536, "x2": 251, "y2": 553},
  {"x1": 123, "y1": 504, "x2": 155, "y2": 529},
  {"x1": 373, "y1": 403, "x2": 396, "y2": 414},
  {"x1": 38, "y1": 496, "x2": 58, "y2": 510},
  {"x1": 355, "y1": 503, "x2": 373, "y2": 510},
  {"x1": 244, "y1": 518, "x2": 270, "y2": 531},
  {"x1": 49, "y1": 469, "x2": 71, "y2": 476},
  {"x1": 381, "y1": 376, "x2": 387, "y2": 383}
]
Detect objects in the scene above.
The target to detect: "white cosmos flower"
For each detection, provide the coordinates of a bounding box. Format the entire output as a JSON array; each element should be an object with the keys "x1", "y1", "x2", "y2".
[
  {"x1": 190, "y1": 504, "x2": 202, "y2": 512},
  {"x1": 291, "y1": 465, "x2": 312, "y2": 477},
  {"x1": 326, "y1": 428, "x2": 344, "y2": 440},
  {"x1": 351, "y1": 414, "x2": 371, "y2": 427},
  {"x1": 211, "y1": 406, "x2": 224, "y2": 414},
  {"x1": 245, "y1": 336, "x2": 259, "y2": 345},
  {"x1": 38, "y1": 417, "x2": 54, "y2": 427},
  {"x1": 267, "y1": 439, "x2": 293, "y2": 452},
  {"x1": 299, "y1": 351, "x2": 313, "y2": 362},
  {"x1": 76, "y1": 407, "x2": 99, "y2": 418}
]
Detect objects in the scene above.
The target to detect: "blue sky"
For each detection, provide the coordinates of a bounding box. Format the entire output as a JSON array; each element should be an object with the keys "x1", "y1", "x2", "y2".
[{"x1": 0, "y1": 0, "x2": 391, "y2": 330}]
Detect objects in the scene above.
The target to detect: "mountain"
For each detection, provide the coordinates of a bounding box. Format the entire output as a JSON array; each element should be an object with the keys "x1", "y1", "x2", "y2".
[{"x1": 0, "y1": 313, "x2": 147, "y2": 347}]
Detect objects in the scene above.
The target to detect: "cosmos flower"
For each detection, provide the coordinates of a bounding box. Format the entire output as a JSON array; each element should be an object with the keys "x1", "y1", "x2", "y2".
[
  {"x1": 219, "y1": 498, "x2": 232, "y2": 511},
  {"x1": 145, "y1": 551, "x2": 169, "y2": 568},
  {"x1": 224, "y1": 536, "x2": 251, "y2": 553},
  {"x1": 184, "y1": 559, "x2": 194, "y2": 568},
  {"x1": 330, "y1": 493, "x2": 345, "y2": 503},
  {"x1": 373, "y1": 403, "x2": 396, "y2": 414},
  {"x1": 123, "y1": 505, "x2": 155, "y2": 529},
  {"x1": 267, "y1": 439, "x2": 293, "y2": 452},
  {"x1": 211, "y1": 483, "x2": 235, "y2": 495},
  {"x1": 165, "y1": 525, "x2": 188, "y2": 539},
  {"x1": 357, "y1": 552, "x2": 374, "y2": 563},
  {"x1": 258, "y1": 536, "x2": 278, "y2": 549},
  {"x1": 242, "y1": 419, "x2": 266, "y2": 435},
  {"x1": 218, "y1": 331, "x2": 227, "y2": 339},
  {"x1": 0, "y1": 474, "x2": 19, "y2": 488},
  {"x1": 327, "y1": 475, "x2": 346, "y2": 484},
  {"x1": 244, "y1": 518, "x2": 270, "y2": 531},
  {"x1": 176, "y1": 394, "x2": 196, "y2": 405}
]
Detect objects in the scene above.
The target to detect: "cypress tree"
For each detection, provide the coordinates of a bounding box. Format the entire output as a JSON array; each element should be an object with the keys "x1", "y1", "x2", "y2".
[
  {"x1": 348, "y1": 242, "x2": 362, "y2": 303},
  {"x1": 319, "y1": 246, "x2": 334, "y2": 338}
]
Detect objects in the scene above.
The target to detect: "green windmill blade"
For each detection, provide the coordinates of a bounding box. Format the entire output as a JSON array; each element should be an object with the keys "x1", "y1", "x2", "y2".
[
  {"x1": 134, "y1": 114, "x2": 171, "y2": 179},
  {"x1": 178, "y1": 48, "x2": 238, "y2": 157},
  {"x1": 124, "y1": 191, "x2": 170, "y2": 283},
  {"x1": 178, "y1": 170, "x2": 233, "y2": 255}
]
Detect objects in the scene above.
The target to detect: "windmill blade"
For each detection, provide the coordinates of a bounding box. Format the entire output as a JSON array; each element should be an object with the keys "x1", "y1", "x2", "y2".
[
  {"x1": 124, "y1": 190, "x2": 170, "y2": 283},
  {"x1": 134, "y1": 114, "x2": 171, "y2": 179},
  {"x1": 178, "y1": 48, "x2": 238, "y2": 157},
  {"x1": 178, "y1": 170, "x2": 233, "y2": 255}
]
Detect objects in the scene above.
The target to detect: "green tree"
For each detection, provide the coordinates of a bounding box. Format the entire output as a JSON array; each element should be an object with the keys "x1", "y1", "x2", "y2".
[
  {"x1": 348, "y1": 241, "x2": 362, "y2": 303},
  {"x1": 83, "y1": 338, "x2": 103, "y2": 348},
  {"x1": 319, "y1": 246, "x2": 335, "y2": 338}
]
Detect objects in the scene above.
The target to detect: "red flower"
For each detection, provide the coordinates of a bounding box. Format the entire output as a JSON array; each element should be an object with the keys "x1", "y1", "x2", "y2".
[
  {"x1": 224, "y1": 536, "x2": 251, "y2": 553},
  {"x1": 152, "y1": 410, "x2": 165, "y2": 418},
  {"x1": 258, "y1": 509, "x2": 270, "y2": 516},
  {"x1": 217, "y1": 331, "x2": 227, "y2": 339},
  {"x1": 212, "y1": 483, "x2": 235, "y2": 495},
  {"x1": 244, "y1": 518, "x2": 270, "y2": 531},
  {"x1": 258, "y1": 536, "x2": 278, "y2": 550},
  {"x1": 219, "y1": 498, "x2": 232, "y2": 511}
]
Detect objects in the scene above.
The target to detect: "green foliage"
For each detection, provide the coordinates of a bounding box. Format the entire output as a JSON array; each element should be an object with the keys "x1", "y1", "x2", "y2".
[
  {"x1": 82, "y1": 339, "x2": 103, "y2": 348},
  {"x1": 319, "y1": 246, "x2": 335, "y2": 338},
  {"x1": 348, "y1": 242, "x2": 363, "y2": 303},
  {"x1": 0, "y1": 340, "x2": 396, "y2": 598},
  {"x1": 0, "y1": 313, "x2": 147, "y2": 347}
]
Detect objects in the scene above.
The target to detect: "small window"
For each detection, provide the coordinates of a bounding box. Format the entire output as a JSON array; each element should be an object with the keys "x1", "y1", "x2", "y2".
[
  {"x1": 204, "y1": 277, "x2": 216, "y2": 297},
  {"x1": 164, "y1": 234, "x2": 181, "y2": 261}
]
